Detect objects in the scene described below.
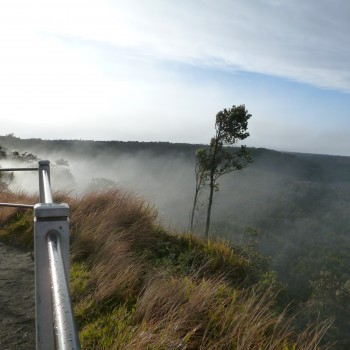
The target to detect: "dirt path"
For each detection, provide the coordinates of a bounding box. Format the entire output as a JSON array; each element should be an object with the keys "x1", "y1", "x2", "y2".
[{"x1": 0, "y1": 241, "x2": 35, "y2": 349}]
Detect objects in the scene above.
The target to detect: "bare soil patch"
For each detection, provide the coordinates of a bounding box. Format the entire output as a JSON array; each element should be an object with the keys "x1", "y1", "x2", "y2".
[{"x1": 0, "y1": 242, "x2": 35, "y2": 349}]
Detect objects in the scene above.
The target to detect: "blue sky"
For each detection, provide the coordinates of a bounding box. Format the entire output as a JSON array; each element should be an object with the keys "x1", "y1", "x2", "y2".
[{"x1": 1, "y1": 0, "x2": 350, "y2": 155}]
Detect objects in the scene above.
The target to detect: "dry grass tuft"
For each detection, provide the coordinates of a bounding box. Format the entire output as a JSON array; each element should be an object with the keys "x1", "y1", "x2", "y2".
[
  {"x1": 90, "y1": 240, "x2": 145, "y2": 303},
  {"x1": 126, "y1": 275, "x2": 330, "y2": 350},
  {"x1": 69, "y1": 189, "x2": 156, "y2": 261},
  {"x1": 0, "y1": 190, "x2": 36, "y2": 248},
  {"x1": 68, "y1": 188, "x2": 158, "y2": 306}
]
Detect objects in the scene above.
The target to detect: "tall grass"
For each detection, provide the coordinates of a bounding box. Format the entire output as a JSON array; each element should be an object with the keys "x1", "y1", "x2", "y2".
[
  {"x1": 0, "y1": 191, "x2": 36, "y2": 248},
  {"x1": 0, "y1": 187, "x2": 330, "y2": 349}
]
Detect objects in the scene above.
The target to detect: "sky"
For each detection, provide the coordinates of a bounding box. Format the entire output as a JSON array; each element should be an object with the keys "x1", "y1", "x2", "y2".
[{"x1": 0, "y1": 0, "x2": 350, "y2": 155}]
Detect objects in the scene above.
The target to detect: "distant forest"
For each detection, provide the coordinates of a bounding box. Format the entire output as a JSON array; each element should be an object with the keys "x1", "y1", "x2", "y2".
[{"x1": 1, "y1": 133, "x2": 350, "y2": 348}]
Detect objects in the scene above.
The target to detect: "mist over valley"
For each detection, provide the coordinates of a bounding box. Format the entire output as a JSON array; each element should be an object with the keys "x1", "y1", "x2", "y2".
[{"x1": 2, "y1": 135, "x2": 350, "y2": 236}]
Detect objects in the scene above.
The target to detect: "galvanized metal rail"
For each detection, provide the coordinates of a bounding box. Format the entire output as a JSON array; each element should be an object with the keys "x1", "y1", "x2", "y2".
[
  {"x1": 0, "y1": 203, "x2": 34, "y2": 208},
  {"x1": 47, "y1": 230, "x2": 80, "y2": 349},
  {"x1": 0, "y1": 160, "x2": 80, "y2": 350},
  {"x1": 0, "y1": 167, "x2": 38, "y2": 171}
]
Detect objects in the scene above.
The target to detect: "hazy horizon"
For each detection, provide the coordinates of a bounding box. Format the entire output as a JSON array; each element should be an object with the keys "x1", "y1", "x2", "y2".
[{"x1": 2, "y1": 133, "x2": 349, "y2": 158}]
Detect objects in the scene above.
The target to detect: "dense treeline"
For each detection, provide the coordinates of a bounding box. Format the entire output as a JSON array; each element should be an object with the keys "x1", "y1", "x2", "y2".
[{"x1": 0, "y1": 134, "x2": 200, "y2": 158}]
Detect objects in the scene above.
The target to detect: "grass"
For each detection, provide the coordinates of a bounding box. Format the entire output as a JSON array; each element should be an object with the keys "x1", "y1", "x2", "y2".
[
  {"x1": 0, "y1": 187, "x2": 331, "y2": 349},
  {"x1": 0, "y1": 191, "x2": 36, "y2": 249}
]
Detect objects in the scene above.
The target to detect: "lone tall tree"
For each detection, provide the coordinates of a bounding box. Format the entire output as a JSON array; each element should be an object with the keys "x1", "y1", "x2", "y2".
[{"x1": 194, "y1": 105, "x2": 252, "y2": 238}]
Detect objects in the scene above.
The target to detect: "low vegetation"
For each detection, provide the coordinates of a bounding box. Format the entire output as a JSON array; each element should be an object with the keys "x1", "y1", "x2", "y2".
[{"x1": 0, "y1": 188, "x2": 330, "y2": 349}]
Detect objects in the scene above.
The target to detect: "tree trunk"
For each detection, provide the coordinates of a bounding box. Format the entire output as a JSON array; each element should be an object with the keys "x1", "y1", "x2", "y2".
[
  {"x1": 190, "y1": 187, "x2": 199, "y2": 231},
  {"x1": 204, "y1": 136, "x2": 220, "y2": 239},
  {"x1": 204, "y1": 170, "x2": 215, "y2": 238}
]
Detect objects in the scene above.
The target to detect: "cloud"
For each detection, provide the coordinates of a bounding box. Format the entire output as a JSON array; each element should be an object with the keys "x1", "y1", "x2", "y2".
[
  {"x1": 35, "y1": 0, "x2": 347, "y2": 93},
  {"x1": 4, "y1": 0, "x2": 349, "y2": 91},
  {"x1": 0, "y1": 0, "x2": 350, "y2": 155}
]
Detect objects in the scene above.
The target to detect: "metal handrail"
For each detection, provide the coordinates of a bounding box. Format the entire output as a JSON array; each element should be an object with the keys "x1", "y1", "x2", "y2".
[
  {"x1": 0, "y1": 167, "x2": 37, "y2": 209},
  {"x1": 0, "y1": 160, "x2": 80, "y2": 349},
  {"x1": 35, "y1": 161, "x2": 80, "y2": 349},
  {"x1": 38, "y1": 160, "x2": 52, "y2": 204},
  {"x1": 0, "y1": 166, "x2": 38, "y2": 209},
  {"x1": 47, "y1": 231, "x2": 80, "y2": 350},
  {"x1": 0, "y1": 167, "x2": 38, "y2": 171},
  {"x1": 41, "y1": 169, "x2": 53, "y2": 204},
  {"x1": 0, "y1": 203, "x2": 34, "y2": 208}
]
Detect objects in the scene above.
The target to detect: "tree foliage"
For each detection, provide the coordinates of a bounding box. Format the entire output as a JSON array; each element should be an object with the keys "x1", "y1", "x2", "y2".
[{"x1": 191, "y1": 105, "x2": 252, "y2": 238}]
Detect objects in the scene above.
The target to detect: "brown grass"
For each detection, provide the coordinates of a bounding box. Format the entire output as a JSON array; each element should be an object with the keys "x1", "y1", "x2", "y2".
[
  {"x1": 0, "y1": 190, "x2": 36, "y2": 220},
  {"x1": 69, "y1": 189, "x2": 156, "y2": 261},
  {"x1": 126, "y1": 276, "x2": 331, "y2": 350},
  {"x1": 0, "y1": 187, "x2": 331, "y2": 349},
  {"x1": 0, "y1": 190, "x2": 36, "y2": 248}
]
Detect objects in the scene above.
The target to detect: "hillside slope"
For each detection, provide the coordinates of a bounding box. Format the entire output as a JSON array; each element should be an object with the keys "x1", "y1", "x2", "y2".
[{"x1": 0, "y1": 189, "x2": 329, "y2": 349}]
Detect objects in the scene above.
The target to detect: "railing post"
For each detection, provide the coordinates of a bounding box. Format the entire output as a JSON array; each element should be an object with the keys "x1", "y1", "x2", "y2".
[
  {"x1": 38, "y1": 160, "x2": 51, "y2": 203},
  {"x1": 34, "y1": 203, "x2": 71, "y2": 350}
]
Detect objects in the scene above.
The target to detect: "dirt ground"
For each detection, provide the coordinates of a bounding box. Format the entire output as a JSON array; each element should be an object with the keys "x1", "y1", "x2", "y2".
[{"x1": 0, "y1": 241, "x2": 35, "y2": 349}]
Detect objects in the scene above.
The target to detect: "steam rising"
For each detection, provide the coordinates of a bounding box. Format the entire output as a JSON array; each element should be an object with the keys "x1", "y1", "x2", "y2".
[{"x1": 2, "y1": 137, "x2": 350, "y2": 242}]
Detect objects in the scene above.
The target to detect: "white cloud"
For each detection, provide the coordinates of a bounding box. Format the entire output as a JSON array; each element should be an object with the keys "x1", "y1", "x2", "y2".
[
  {"x1": 3, "y1": 0, "x2": 349, "y2": 91},
  {"x1": 1, "y1": 0, "x2": 350, "y2": 91},
  {"x1": 42, "y1": 0, "x2": 348, "y2": 92},
  {"x1": 0, "y1": 0, "x2": 350, "y2": 155}
]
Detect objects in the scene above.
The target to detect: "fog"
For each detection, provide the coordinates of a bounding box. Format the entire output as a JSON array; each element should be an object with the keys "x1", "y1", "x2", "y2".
[
  {"x1": 68, "y1": 151, "x2": 196, "y2": 229},
  {"x1": 2, "y1": 145, "x2": 197, "y2": 229},
  {"x1": 1, "y1": 139, "x2": 318, "y2": 237},
  {"x1": 2, "y1": 137, "x2": 349, "y2": 246}
]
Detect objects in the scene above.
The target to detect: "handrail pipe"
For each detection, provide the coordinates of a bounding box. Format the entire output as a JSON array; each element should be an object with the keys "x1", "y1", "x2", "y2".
[
  {"x1": 38, "y1": 160, "x2": 52, "y2": 203},
  {"x1": 0, "y1": 160, "x2": 80, "y2": 349},
  {"x1": 47, "y1": 230, "x2": 80, "y2": 349},
  {"x1": 34, "y1": 160, "x2": 80, "y2": 349}
]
